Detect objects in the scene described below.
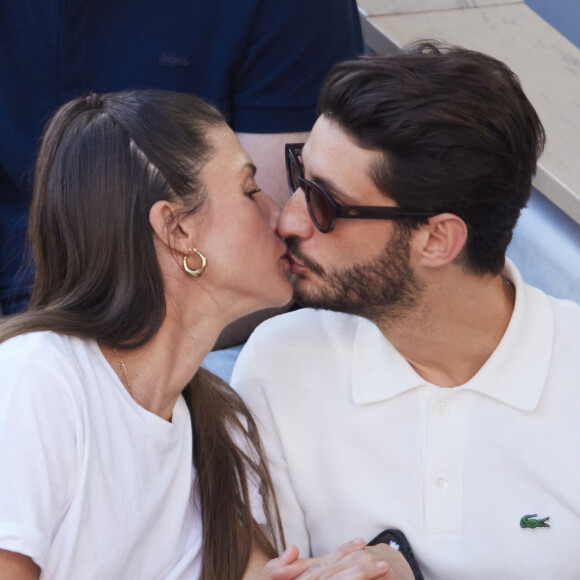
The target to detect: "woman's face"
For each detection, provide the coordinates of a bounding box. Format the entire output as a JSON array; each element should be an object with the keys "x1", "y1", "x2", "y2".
[{"x1": 189, "y1": 124, "x2": 292, "y2": 321}]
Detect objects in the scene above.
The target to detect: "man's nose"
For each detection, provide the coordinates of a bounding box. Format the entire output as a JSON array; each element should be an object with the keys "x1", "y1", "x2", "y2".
[{"x1": 277, "y1": 188, "x2": 315, "y2": 240}]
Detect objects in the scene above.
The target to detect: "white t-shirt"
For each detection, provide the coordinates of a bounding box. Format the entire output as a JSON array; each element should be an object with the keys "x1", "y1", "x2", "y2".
[
  {"x1": 0, "y1": 331, "x2": 201, "y2": 579},
  {"x1": 232, "y1": 261, "x2": 580, "y2": 579}
]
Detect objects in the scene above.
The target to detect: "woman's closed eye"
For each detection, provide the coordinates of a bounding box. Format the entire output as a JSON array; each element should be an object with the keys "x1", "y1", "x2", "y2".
[{"x1": 246, "y1": 187, "x2": 262, "y2": 199}]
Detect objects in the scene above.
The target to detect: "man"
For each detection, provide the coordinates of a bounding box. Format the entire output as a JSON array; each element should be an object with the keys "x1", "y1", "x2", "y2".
[{"x1": 232, "y1": 43, "x2": 580, "y2": 579}]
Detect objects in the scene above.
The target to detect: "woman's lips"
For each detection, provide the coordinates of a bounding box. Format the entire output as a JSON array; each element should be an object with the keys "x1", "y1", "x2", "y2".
[{"x1": 280, "y1": 252, "x2": 292, "y2": 270}]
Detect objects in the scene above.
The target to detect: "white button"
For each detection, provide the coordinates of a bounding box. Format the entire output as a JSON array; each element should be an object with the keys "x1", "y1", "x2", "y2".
[
  {"x1": 436, "y1": 477, "x2": 448, "y2": 489},
  {"x1": 439, "y1": 402, "x2": 449, "y2": 415}
]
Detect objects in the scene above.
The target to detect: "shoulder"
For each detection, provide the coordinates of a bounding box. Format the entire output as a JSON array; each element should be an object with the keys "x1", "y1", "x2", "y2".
[
  {"x1": 0, "y1": 330, "x2": 65, "y2": 367},
  {"x1": 1, "y1": 329, "x2": 62, "y2": 354},
  {"x1": 246, "y1": 308, "x2": 361, "y2": 355},
  {"x1": 0, "y1": 331, "x2": 95, "y2": 409},
  {"x1": 547, "y1": 294, "x2": 580, "y2": 322},
  {"x1": 256, "y1": 307, "x2": 360, "y2": 334},
  {"x1": 520, "y1": 271, "x2": 580, "y2": 339},
  {"x1": 518, "y1": 281, "x2": 580, "y2": 372},
  {"x1": 0, "y1": 330, "x2": 86, "y2": 373},
  {"x1": 232, "y1": 309, "x2": 365, "y2": 398},
  {"x1": 547, "y1": 295, "x2": 580, "y2": 349}
]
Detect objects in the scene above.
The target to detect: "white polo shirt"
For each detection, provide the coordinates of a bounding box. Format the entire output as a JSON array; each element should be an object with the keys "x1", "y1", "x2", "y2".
[{"x1": 232, "y1": 262, "x2": 580, "y2": 579}]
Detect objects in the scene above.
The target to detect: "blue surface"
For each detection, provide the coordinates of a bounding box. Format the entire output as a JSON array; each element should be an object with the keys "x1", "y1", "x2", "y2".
[
  {"x1": 202, "y1": 344, "x2": 244, "y2": 384},
  {"x1": 525, "y1": 0, "x2": 580, "y2": 49},
  {"x1": 514, "y1": 2, "x2": 580, "y2": 304},
  {"x1": 507, "y1": 188, "x2": 580, "y2": 305}
]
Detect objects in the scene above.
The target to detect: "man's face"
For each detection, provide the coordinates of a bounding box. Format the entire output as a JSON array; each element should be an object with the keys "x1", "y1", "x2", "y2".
[{"x1": 278, "y1": 116, "x2": 423, "y2": 322}]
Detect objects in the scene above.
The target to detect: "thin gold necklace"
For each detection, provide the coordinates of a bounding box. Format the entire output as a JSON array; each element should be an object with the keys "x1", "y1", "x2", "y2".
[
  {"x1": 112, "y1": 348, "x2": 173, "y2": 421},
  {"x1": 113, "y1": 348, "x2": 143, "y2": 406}
]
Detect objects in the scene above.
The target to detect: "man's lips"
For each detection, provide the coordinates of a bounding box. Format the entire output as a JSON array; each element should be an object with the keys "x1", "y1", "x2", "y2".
[{"x1": 284, "y1": 252, "x2": 308, "y2": 274}]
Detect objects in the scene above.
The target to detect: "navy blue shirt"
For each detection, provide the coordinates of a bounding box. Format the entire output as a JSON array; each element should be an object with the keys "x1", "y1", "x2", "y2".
[{"x1": 0, "y1": 0, "x2": 363, "y2": 312}]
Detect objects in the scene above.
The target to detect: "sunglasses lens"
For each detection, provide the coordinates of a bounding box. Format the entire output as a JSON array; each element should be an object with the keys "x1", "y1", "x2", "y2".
[{"x1": 305, "y1": 183, "x2": 333, "y2": 232}]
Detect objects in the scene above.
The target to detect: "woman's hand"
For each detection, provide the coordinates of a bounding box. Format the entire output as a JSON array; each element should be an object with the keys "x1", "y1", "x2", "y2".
[
  {"x1": 257, "y1": 545, "x2": 310, "y2": 579},
  {"x1": 259, "y1": 538, "x2": 409, "y2": 580}
]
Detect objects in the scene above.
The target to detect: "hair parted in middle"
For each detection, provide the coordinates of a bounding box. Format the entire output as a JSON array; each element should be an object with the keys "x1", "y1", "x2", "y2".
[
  {"x1": 318, "y1": 41, "x2": 546, "y2": 275},
  {"x1": 28, "y1": 89, "x2": 223, "y2": 347}
]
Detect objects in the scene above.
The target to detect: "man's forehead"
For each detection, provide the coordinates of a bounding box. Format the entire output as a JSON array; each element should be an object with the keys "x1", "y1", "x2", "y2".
[
  {"x1": 304, "y1": 115, "x2": 354, "y2": 154},
  {"x1": 302, "y1": 116, "x2": 383, "y2": 201}
]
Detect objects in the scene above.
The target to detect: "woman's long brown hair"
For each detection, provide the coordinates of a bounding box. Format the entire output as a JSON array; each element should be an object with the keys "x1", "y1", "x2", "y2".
[{"x1": 0, "y1": 90, "x2": 283, "y2": 579}]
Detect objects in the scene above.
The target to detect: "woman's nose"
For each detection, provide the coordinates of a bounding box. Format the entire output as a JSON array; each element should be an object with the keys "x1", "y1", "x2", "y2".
[{"x1": 260, "y1": 191, "x2": 282, "y2": 230}]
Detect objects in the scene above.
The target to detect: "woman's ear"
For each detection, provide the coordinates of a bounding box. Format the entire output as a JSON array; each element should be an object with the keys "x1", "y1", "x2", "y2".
[
  {"x1": 413, "y1": 213, "x2": 468, "y2": 268},
  {"x1": 149, "y1": 200, "x2": 189, "y2": 253}
]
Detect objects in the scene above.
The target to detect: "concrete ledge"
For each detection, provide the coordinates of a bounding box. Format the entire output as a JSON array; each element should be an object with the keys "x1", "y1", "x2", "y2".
[
  {"x1": 358, "y1": 1, "x2": 580, "y2": 225},
  {"x1": 358, "y1": 0, "x2": 520, "y2": 17}
]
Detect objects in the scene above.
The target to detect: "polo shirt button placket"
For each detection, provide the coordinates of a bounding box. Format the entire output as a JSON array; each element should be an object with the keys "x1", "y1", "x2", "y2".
[
  {"x1": 435, "y1": 401, "x2": 450, "y2": 495},
  {"x1": 423, "y1": 390, "x2": 467, "y2": 534}
]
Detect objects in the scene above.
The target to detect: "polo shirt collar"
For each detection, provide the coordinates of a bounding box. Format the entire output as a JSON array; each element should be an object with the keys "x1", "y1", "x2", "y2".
[{"x1": 351, "y1": 260, "x2": 553, "y2": 411}]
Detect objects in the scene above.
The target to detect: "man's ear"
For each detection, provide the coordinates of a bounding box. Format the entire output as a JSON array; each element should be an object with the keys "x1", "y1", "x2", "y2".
[
  {"x1": 413, "y1": 213, "x2": 468, "y2": 267},
  {"x1": 149, "y1": 200, "x2": 190, "y2": 253}
]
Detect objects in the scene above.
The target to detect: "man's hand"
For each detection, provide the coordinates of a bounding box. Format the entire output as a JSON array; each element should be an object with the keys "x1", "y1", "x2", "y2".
[
  {"x1": 361, "y1": 544, "x2": 415, "y2": 580},
  {"x1": 294, "y1": 539, "x2": 412, "y2": 580}
]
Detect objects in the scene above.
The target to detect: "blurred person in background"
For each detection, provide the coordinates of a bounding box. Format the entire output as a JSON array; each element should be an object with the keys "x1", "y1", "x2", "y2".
[{"x1": 0, "y1": 0, "x2": 362, "y2": 334}]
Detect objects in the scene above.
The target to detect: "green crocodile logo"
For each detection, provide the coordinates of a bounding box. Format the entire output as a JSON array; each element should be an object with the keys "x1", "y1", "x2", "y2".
[{"x1": 520, "y1": 514, "x2": 550, "y2": 529}]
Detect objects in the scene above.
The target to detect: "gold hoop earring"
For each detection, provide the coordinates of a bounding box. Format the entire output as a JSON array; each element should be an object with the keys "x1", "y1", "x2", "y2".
[{"x1": 183, "y1": 248, "x2": 207, "y2": 277}]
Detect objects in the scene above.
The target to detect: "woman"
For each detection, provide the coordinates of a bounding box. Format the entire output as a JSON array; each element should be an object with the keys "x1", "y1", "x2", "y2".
[{"x1": 0, "y1": 91, "x2": 394, "y2": 580}]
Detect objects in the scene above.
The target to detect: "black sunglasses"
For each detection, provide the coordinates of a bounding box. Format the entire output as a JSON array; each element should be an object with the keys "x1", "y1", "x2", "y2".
[{"x1": 285, "y1": 143, "x2": 437, "y2": 233}]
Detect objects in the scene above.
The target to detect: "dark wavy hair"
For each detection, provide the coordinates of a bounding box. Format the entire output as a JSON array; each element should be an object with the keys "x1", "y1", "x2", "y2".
[
  {"x1": 0, "y1": 89, "x2": 282, "y2": 579},
  {"x1": 318, "y1": 41, "x2": 546, "y2": 274}
]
